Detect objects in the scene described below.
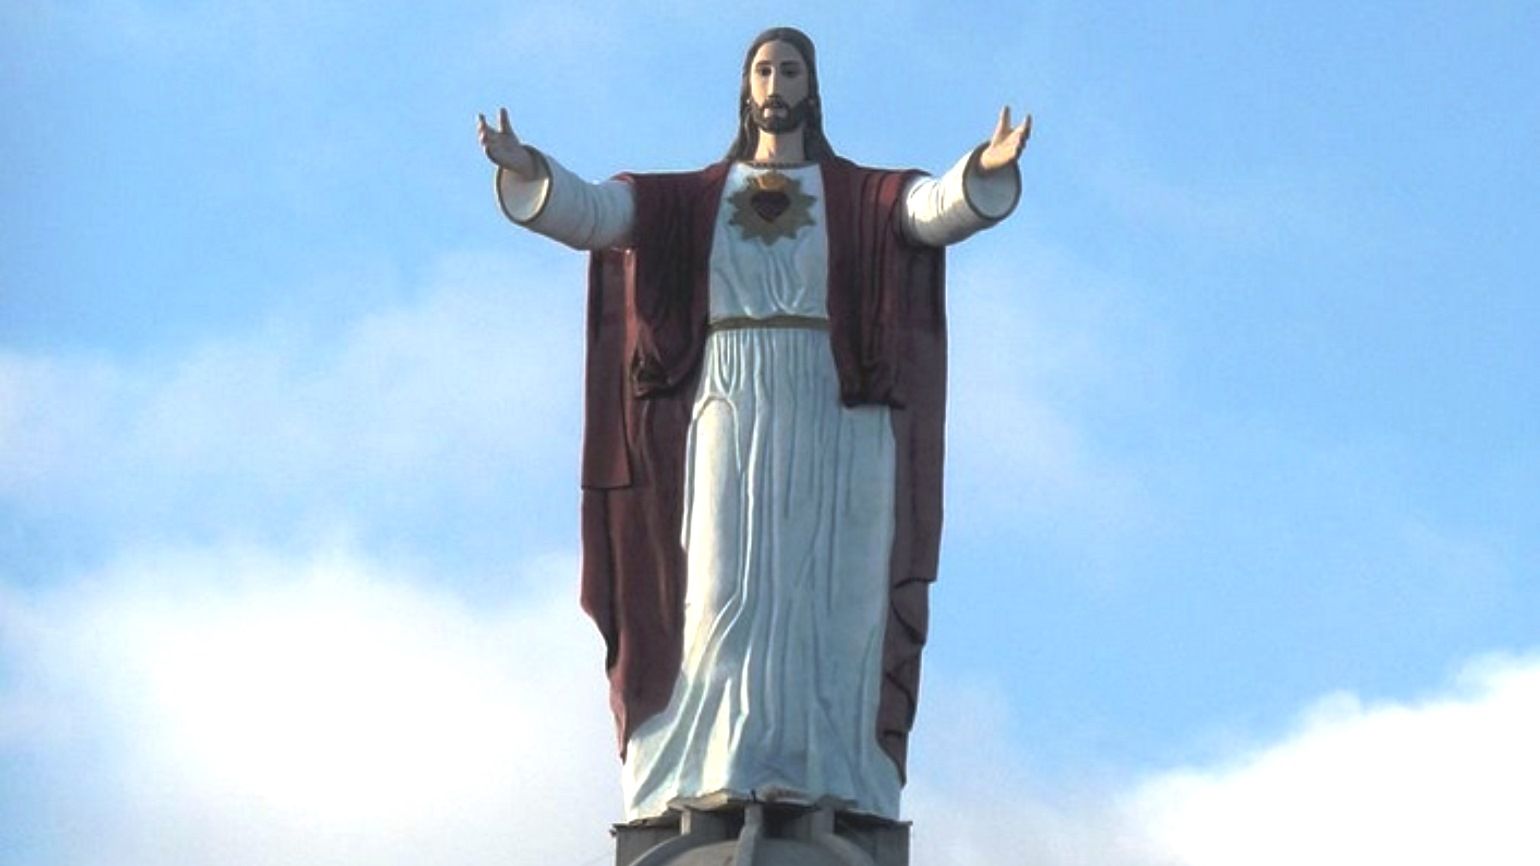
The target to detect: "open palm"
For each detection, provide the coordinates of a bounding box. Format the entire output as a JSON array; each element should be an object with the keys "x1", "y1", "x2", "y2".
[
  {"x1": 476, "y1": 107, "x2": 536, "y2": 177},
  {"x1": 979, "y1": 105, "x2": 1032, "y2": 172}
]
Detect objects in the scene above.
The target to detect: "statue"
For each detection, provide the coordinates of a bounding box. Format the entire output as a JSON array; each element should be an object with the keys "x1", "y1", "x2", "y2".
[{"x1": 479, "y1": 27, "x2": 1029, "y2": 824}]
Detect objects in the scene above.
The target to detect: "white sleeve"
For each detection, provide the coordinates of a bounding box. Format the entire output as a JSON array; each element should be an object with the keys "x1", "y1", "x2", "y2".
[
  {"x1": 900, "y1": 144, "x2": 1021, "y2": 247},
  {"x1": 494, "y1": 147, "x2": 635, "y2": 250}
]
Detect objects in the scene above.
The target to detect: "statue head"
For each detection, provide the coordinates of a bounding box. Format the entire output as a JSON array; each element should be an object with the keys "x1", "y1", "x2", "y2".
[{"x1": 725, "y1": 27, "x2": 837, "y2": 161}]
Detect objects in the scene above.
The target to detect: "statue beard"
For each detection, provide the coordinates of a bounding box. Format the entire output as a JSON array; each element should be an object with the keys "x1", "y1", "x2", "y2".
[{"x1": 751, "y1": 95, "x2": 813, "y2": 134}]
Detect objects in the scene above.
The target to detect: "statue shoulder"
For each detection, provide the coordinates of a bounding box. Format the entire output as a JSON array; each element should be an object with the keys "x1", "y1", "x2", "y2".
[
  {"x1": 616, "y1": 161, "x2": 732, "y2": 205},
  {"x1": 819, "y1": 157, "x2": 926, "y2": 214},
  {"x1": 821, "y1": 156, "x2": 924, "y2": 186},
  {"x1": 617, "y1": 161, "x2": 731, "y2": 185},
  {"x1": 612, "y1": 161, "x2": 735, "y2": 239}
]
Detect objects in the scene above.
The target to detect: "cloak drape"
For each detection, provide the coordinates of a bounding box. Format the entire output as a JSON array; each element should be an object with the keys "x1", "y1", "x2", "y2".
[{"x1": 577, "y1": 156, "x2": 947, "y2": 780}]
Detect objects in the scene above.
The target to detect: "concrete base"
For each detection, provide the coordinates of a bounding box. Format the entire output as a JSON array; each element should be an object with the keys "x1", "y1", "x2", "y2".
[{"x1": 614, "y1": 802, "x2": 910, "y2": 866}]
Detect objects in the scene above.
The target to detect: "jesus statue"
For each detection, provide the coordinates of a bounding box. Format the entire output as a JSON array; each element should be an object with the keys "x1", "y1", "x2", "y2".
[{"x1": 478, "y1": 26, "x2": 1029, "y2": 822}]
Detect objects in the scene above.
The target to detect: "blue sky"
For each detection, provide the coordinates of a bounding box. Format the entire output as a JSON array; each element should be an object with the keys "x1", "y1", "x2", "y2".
[{"x1": 3, "y1": 1, "x2": 1538, "y2": 864}]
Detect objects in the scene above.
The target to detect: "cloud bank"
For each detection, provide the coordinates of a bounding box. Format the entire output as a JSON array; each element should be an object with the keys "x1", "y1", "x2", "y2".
[
  {"x1": 4, "y1": 547, "x2": 1536, "y2": 866},
  {"x1": 907, "y1": 650, "x2": 1540, "y2": 865},
  {"x1": 2, "y1": 546, "x2": 617, "y2": 866},
  {"x1": 1125, "y1": 653, "x2": 1540, "y2": 866}
]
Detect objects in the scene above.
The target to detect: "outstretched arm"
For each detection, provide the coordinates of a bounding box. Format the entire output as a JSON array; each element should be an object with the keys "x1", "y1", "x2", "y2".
[
  {"x1": 477, "y1": 106, "x2": 635, "y2": 250},
  {"x1": 902, "y1": 105, "x2": 1032, "y2": 247}
]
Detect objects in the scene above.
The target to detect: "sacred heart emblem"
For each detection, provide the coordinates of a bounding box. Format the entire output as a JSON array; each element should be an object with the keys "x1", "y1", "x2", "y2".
[
  {"x1": 750, "y1": 190, "x2": 791, "y2": 223},
  {"x1": 727, "y1": 169, "x2": 817, "y2": 244}
]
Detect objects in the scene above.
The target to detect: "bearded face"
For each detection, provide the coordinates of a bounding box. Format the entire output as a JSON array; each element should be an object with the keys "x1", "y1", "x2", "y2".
[{"x1": 747, "y1": 40, "x2": 812, "y2": 136}]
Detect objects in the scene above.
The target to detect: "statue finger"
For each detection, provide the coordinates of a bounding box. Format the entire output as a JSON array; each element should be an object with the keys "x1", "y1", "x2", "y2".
[
  {"x1": 499, "y1": 107, "x2": 512, "y2": 135},
  {"x1": 994, "y1": 105, "x2": 1010, "y2": 140}
]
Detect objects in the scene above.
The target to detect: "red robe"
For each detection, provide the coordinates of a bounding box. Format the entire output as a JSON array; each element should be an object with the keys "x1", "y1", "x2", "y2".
[{"x1": 577, "y1": 156, "x2": 946, "y2": 781}]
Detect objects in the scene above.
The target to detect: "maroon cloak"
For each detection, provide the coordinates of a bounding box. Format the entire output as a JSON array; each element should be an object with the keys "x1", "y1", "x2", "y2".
[{"x1": 577, "y1": 156, "x2": 946, "y2": 781}]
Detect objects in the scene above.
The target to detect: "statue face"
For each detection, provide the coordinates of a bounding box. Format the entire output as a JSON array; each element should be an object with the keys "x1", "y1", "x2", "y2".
[{"x1": 747, "y1": 39, "x2": 811, "y2": 134}]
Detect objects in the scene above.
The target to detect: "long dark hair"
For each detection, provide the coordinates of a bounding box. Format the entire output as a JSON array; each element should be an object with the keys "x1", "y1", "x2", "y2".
[{"x1": 723, "y1": 27, "x2": 837, "y2": 161}]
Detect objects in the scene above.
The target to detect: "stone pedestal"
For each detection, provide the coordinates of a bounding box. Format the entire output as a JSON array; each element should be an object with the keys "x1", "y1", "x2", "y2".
[{"x1": 614, "y1": 802, "x2": 910, "y2": 866}]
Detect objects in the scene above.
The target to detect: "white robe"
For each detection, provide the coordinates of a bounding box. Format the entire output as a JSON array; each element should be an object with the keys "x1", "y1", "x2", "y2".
[{"x1": 497, "y1": 150, "x2": 1018, "y2": 819}]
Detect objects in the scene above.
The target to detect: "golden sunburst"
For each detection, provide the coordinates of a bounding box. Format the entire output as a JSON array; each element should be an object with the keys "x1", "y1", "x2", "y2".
[{"x1": 727, "y1": 170, "x2": 817, "y2": 244}]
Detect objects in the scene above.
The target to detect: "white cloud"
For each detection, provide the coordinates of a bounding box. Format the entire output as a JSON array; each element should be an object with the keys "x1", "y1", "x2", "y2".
[
  {"x1": 907, "y1": 653, "x2": 1540, "y2": 866},
  {"x1": 1126, "y1": 654, "x2": 1540, "y2": 866},
  {"x1": 2, "y1": 545, "x2": 618, "y2": 866},
  {"x1": 905, "y1": 676, "x2": 1151, "y2": 866},
  {"x1": 0, "y1": 251, "x2": 583, "y2": 533}
]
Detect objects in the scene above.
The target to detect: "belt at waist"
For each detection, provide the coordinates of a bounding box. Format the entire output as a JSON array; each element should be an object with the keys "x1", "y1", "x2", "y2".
[{"x1": 706, "y1": 315, "x2": 831, "y2": 333}]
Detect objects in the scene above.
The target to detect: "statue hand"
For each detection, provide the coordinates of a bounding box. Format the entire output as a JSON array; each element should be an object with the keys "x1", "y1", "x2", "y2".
[
  {"x1": 978, "y1": 105, "x2": 1031, "y2": 173},
  {"x1": 477, "y1": 107, "x2": 537, "y2": 177}
]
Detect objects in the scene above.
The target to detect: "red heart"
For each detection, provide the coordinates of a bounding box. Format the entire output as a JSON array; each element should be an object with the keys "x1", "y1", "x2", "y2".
[{"x1": 750, "y1": 190, "x2": 790, "y2": 223}]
